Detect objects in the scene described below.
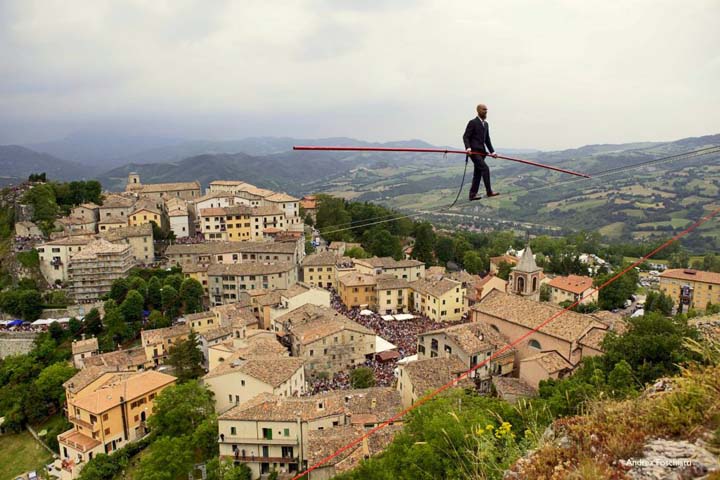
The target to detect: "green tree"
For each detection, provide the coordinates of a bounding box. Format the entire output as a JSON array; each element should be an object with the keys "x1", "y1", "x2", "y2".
[
  {"x1": 595, "y1": 266, "x2": 638, "y2": 310},
  {"x1": 147, "y1": 380, "x2": 215, "y2": 438},
  {"x1": 120, "y1": 289, "x2": 145, "y2": 322},
  {"x1": 345, "y1": 246, "x2": 369, "y2": 258},
  {"x1": 206, "y1": 459, "x2": 253, "y2": 480},
  {"x1": 316, "y1": 195, "x2": 352, "y2": 242},
  {"x1": 109, "y1": 277, "x2": 130, "y2": 303},
  {"x1": 146, "y1": 276, "x2": 163, "y2": 309},
  {"x1": 607, "y1": 360, "x2": 636, "y2": 397},
  {"x1": 412, "y1": 222, "x2": 436, "y2": 265},
  {"x1": 463, "y1": 251, "x2": 484, "y2": 275},
  {"x1": 163, "y1": 274, "x2": 183, "y2": 292},
  {"x1": 305, "y1": 239, "x2": 316, "y2": 254},
  {"x1": 350, "y1": 367, "x2": 376, "y2": 389},
  {"x1": 497, "y1": 261, "x2": 513, "y2": 281},
  {"x1": 363, "y1": 228, "x2": 402, "y2": 259},
  {"x1": 179, "y1": 278, "x2": 204, "y2": 314},
  {"x1": 167, "y1": 331, "x2": 205, "y2": 383},
  {"x1": 645, "y1": 291, "x2": 674, "y2": 315},
  {"x1": 19, "y1": 289, "x2": 43, "y2": 320},
  {"x1": 83, "y1": 308, "x2": 103, "y2": 336},
  {"x1": 539, "y1": 283, "x2": 551, "y2": 302},
  {"x1": 602, "y1": 312, "x2": 700, "y2": 384},
  {"x1": 435, "y1": 236, "x2": 456, "y2": 265},
  {"x1": 100, "y1": 308, "x2": 129, "y2": 351},
  {"x1": 137, "y1": 436, "x2": 194, "y2": 480},
  {"x1": 34, "y1": 362, "x2": 76, "y2": 410},
  {"x1": 668, "y1": 250, "x2": 690, "y2": 269},
  {"x1": 147, "y1": 310, "x2": 171, "y2": 329},
  {"x1": 128, "y1": 276, "x2": 148, "y2": 298},
  {"x1": 161, "y1": 285, "x2": 180, "y2": 319}
]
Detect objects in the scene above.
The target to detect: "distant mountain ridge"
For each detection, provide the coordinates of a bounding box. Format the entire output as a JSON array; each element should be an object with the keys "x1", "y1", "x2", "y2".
[{"x1": 0, "y1": 145, "x2": 91, "y2": 182}]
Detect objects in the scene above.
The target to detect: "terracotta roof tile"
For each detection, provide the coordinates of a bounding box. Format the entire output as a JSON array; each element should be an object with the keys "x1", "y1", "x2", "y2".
[
  {"x1": 473, "y1": 290, "x2": 605, "y2": 342},
  {"x1": 204, "y1": 355, "x2": 304, "y2": 386},
  {"x1": 401, "y1": 356, "x2": 474, "y2": 395},
  {"x1": 548, "y1": 275, "x2": 594, "y2": 294},
  {"x1": 72, "y1": 337, "x2": 99, "y2": 355},
  {"x1": 660, "y1": 269, "x2": 720, "y2": 285},
  {"x1": 72, "y1": 370, "x2": 176, "y2": 414},
  {"x1": 520, "y1": 351, "x2": 573, "y2": 373}
]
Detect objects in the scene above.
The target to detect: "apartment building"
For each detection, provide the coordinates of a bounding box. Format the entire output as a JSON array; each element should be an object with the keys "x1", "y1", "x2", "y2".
[
  {"x1": 337, "y1": 273, "x2": 377, "y2": 309},
  {"x1": 181, "y1": 311, "x2": 219, "y2": 333},
  {"x1": 165, "y1": 197, "x2": 194, "y2": 239},
  {"x1": 98, "y1": 194, "x2": 135, "y2": 223},
  {"x1": 68, "y1": 240, "x2": 134, "y2": 302},
  {"x1": 417, "y1": 322, "x2": 514, "y2": 391},
  {"x1": 301, "y1": 251, "x2": 340, "y2": 289},
  {"x1": 548, "y1": 275, "x2": 598, "y2": 305},
  {"x1": 128, "y1": 198, "x2": 167, "y2": 231},
  {"x1": 100, "y1": 223, "x2": 154, "y2": 264},
  {"x1": 217, "y1": 388, "x2": 400, "y2": 478},
  {"x1": 409, "y1": 277, "x2": 466, "y2": 322},
  {"x1": 70, "y1": 203, "x2": 100, "y2": 225},
  {"x1": 272, "y1": 304, "x2": 375, "y2": 377},
  {"x1": 659, "y1": 268, "x2": 720, "y2": 312},
  {"x1": 375, "y1": 274, "x2": 411, "y2": 314},
  {"x1": 125, "y1": 173, "x2": 201, "y2": 201},
  {"x1": 57, "y1": 370, "x2": 176, "y2": 479},
  {"x1": 37, "y1": 237, "x2": 92, "y2": 284},
  {"x1": 208, "y1": 262, "x2": 298, "y2": 306},
  {"x1": 397, "y1": 356, "x2": 474, "y2": 408},
  {"x1": 140, "y1": 324, "x2": 191, "y2": 366},
  {"x1": 353, "y1": 257, "x2": 425, "y2": 281},
  {"x1": 203, "y1": 355, "x2": 305, "y2": 413},
  {"x1": 97, "y1": 216, "x2": 128, "y2": 232},
  {"x1": 167, "y1": 240, "x2": 302, "y2": 269}
]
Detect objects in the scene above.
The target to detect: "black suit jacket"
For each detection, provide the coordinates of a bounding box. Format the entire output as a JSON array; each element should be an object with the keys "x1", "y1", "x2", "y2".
[{"x1": 463, "y1": 117, "x2": 495, "y2": 154}]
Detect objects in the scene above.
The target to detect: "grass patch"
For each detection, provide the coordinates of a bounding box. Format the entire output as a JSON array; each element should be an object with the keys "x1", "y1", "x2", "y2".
[
  {"x1": 0, "y1": 431, "x2": 53, "y2": 479},
  {"x1": 599, "y1": 222, "x2": 625, "y2": 238},
  {"x1": 16, "y1": 249, "x2": 40, "y2": 269}
]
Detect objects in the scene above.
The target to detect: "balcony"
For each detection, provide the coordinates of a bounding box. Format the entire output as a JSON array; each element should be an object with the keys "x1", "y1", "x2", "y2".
[
  {"x1": 69, "y1": 415, "x2": 96, "y2": 431},
  {"x1": 221, "y1": 454, "x2": 299, "y2": 464},
  {"x1": 220, "y1": 436, "x2": 298, "y2": 446}
]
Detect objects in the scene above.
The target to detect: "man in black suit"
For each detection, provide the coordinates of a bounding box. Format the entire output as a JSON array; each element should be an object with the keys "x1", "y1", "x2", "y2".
[{"x1": 463, "y1": 103, "x2": 499, "y2": 200}]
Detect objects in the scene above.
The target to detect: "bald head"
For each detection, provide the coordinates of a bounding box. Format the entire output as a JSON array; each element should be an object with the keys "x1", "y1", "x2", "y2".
[{"x1": 476, "y1": 104, "x2": 488, "y2": 120}]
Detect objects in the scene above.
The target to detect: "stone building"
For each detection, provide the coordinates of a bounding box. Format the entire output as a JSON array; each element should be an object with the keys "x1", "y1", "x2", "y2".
[{"x1": 68, "y1": 240, "x2": 134, "y2": 302}]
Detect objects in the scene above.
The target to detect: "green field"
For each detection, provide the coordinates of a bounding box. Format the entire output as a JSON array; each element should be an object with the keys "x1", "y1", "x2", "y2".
[{"x1": 0, "y1": 431, "x2": 53, "y2": 479}]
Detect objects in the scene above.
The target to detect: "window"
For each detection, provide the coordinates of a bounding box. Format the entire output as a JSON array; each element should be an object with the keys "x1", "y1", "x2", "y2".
[
  {"x1": 529, "y1": 339, "x2": 542, "y2": 350},
  {"x1": 231, "y1": 426, "x2": 237, "y2": 435},
  {"x1": 284, "y1": 428, "x2": 290, "y2": 437}
]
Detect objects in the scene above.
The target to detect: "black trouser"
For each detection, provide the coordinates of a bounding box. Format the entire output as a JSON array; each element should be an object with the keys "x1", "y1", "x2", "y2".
[{"x1": 469, "y1": 153, "x2": 492, "y2": 197}]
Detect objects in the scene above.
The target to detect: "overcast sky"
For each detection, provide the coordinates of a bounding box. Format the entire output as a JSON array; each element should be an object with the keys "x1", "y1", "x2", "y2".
[{"x1": 1, "y1": 0, "x2": 718, "y2": 150}]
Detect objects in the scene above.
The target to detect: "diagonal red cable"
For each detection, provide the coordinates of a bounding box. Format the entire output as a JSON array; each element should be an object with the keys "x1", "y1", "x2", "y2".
[{"x1": 291, "y1": 206, "x2": 720, "y2": 479}]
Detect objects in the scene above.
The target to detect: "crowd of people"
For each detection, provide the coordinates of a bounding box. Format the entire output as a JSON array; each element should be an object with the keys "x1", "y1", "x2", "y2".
[
  {"x1": 297, "y1": 289, "x2": 470, "y2": 395},
  {"x1": 13, "y1": 235, "x2": 44, "y2": 252},
  {"x1": 330, "y1": 289, "x2": 462, "y2": 358}
]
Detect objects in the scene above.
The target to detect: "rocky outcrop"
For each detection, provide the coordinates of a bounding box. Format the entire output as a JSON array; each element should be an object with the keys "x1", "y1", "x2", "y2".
[{"x1": 621, "y1": 439, "x2": 719, "y2": 480}]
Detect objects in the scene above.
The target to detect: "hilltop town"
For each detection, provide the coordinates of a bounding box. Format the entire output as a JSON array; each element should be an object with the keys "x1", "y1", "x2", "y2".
[{"x1": 1, "y1": 173, "x2": 719, "y2": 480}]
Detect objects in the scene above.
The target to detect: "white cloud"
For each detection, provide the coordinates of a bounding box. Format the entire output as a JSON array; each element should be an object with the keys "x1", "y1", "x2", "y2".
[{"x1": 0, "y1": 0, "x2": 718, "y2": 148}]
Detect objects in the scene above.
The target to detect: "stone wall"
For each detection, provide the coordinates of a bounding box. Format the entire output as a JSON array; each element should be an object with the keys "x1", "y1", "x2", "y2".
[{"x1": 0, "y1": 331, "x2": 38, "y2": 359}]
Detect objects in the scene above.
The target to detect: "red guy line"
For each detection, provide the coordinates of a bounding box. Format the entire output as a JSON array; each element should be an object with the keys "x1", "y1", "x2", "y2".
[
  {"x1": 292, "y1": 145, "x2": 591, "y2": 178},
  {"x1": 291, "y1": 206, "x2": 720, "y2": 479}
]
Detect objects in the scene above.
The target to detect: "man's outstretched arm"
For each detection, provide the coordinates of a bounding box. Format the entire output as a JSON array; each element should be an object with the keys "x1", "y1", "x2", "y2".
[{"x1": 486, "y1": 124, "x2": 496, "y2": 156}]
